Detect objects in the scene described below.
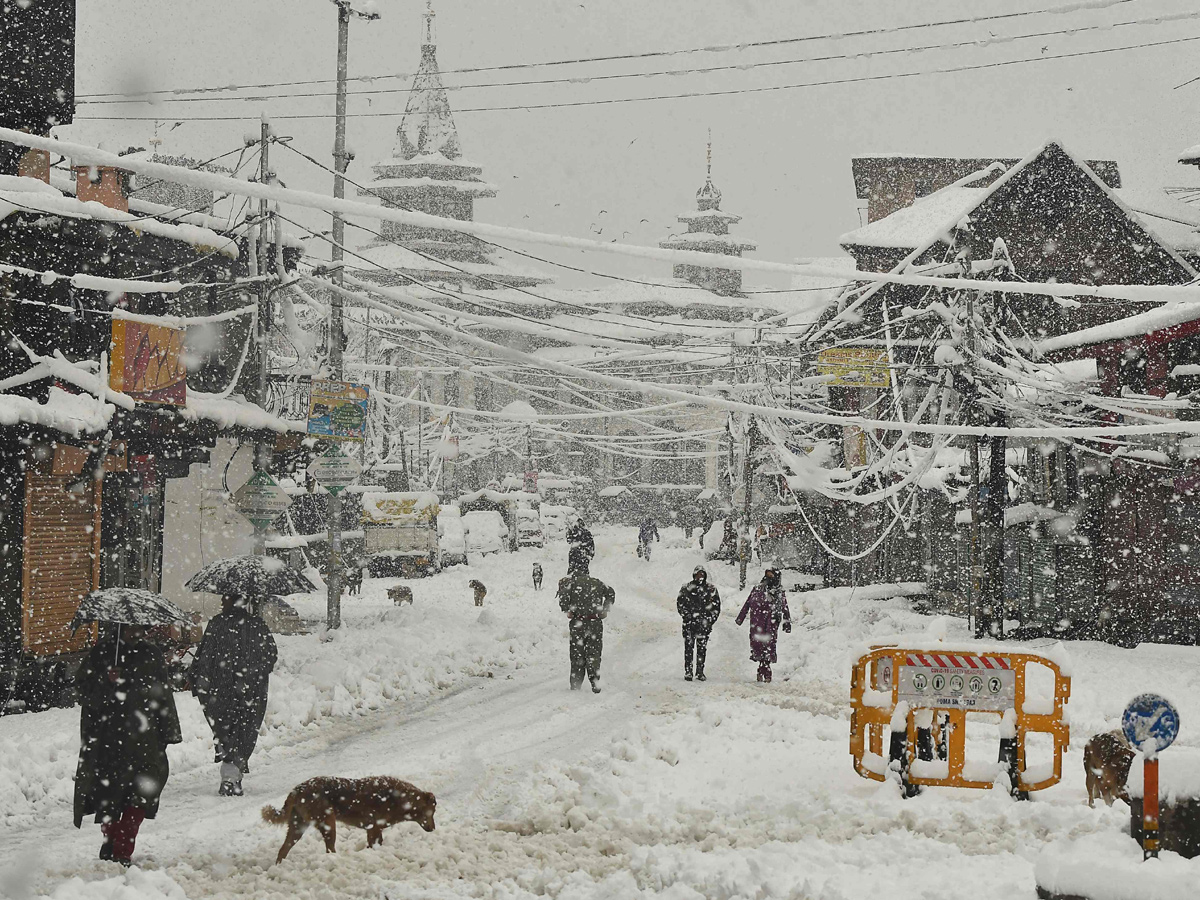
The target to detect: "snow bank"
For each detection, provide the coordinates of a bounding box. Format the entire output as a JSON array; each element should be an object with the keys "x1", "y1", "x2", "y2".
[{"x1": 1035, "y1": 830, "x2": 1200, "y2": 900}]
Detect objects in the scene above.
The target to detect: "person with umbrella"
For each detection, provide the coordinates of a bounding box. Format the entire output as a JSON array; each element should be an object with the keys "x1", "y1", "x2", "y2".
[
  {"x1": 186, "y1": 556, "x2": 306, "y2": 796},
  {"x1": 71, "y1": 589, "x2": 185, "y2": 867}
]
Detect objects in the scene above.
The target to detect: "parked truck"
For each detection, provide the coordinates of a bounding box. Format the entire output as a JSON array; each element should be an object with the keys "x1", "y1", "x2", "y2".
[{"x1": 360, "y1": 491, "x2": 441, "y2": 577}]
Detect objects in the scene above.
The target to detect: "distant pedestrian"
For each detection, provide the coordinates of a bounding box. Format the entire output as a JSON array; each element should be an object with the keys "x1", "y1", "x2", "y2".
[
  {"x1": 734, "y1": 567, "x2": 791, "y2": 683},
  {"x1": 637, "y1": 518, "x2": 660, "y2": 562},
  {"x1": 677, "y1": 565, "x2": 721, "y2": 681},
  {"x1": 470, "y1": 579, "x2": 488, "y2": 606},
  {"x1": 532, "y1": 562, "x2": 544, "y2": 591},
  {"x1": 566, "y1": 517, "x2": 595, "y2": 560},
  {"x1": 191, "y1": 595, "x2": 278, "y2": 796},
  {"x1": 74, "y1": 625, "x2": 182, "y2": 867},
  {"x1": 698, "y1": 508, "x2": 715, "y2": 549},
  {"x1": 557, "y1": 548, "x2": 615, "y2": 693}
]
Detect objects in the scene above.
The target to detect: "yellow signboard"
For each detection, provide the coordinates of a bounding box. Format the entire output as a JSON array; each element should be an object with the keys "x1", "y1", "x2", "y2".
[
  {"x1": 817, "y1": 348, "x2": 891, "y2": 388},
  {"x1": 109, "y1": 320, "x2": 187, "y2": 405}
]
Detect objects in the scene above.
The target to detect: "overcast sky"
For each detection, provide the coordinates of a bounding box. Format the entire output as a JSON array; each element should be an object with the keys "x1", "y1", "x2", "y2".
[{"x1": 67, "y1": 0, "x2": 1200, "y2": 288}]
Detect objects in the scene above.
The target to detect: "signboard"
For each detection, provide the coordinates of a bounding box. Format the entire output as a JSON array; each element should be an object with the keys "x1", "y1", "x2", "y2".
[
  {"x1": 109, "y1": 320, "x2": 187, "y2": 405},
  {"x1": 896, "y1": 651, "x2": 1016, "y2": 712},
  {"x1": 232, "y1": 471, "x2": 292, "y2": 527},
  {"x1": 1122, "y1": 693, "x2": 1180, "y2": 755},
  {"x1": 817, "y1": 347, "x2": 891, "y2": 388},
  {"x1": 307, "y1": 380, "x2": 369, "y2": 441},
  {"x1": 307, "y1": 445, "x2": 362, "y2": 496}
]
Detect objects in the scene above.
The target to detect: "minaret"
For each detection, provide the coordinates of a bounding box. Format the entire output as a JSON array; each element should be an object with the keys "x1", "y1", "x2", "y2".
[
  {"x1": 659, "y1": 133, "x2": 756, "y2": 296},
  {"x1": 358, "y1": 2, "x2": 544, "y2": 289}
]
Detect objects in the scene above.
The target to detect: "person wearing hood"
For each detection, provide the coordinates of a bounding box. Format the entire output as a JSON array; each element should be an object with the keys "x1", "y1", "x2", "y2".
[
  {"x1": 190, "y1": 594, "x2": 278, "y2": 796},
  {"x1": 676, "y1": 566, "x2": 721, "y2": 681},
  {"x1": 734, "y1": 568, "x2": 792, "y2": 683},
  {"x1": 557, "y1": 547, "x2": 615, "y2": 693},
  {"x1": 74, "y1": 624, "x2": 182, "y2": 867},
  {"x1": 566, "y1": 517, "x2": 595, "y2": 560}
]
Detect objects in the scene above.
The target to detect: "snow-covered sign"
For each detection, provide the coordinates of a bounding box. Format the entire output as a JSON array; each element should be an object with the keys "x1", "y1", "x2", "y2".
[
  {"x1": 307, "y1": 445, "x2": 362, "y2": 496},
  {"x1": 307, "y1": 380, "x2": 370, "y2": 441},
  {"x1": 232, "y1": 471, "x2": 292, "y2": 527},
  {"x1": 816, "y1": 347, "x2": 891, "y2": 388},
  {"x1": 896, "y1": 651, "x2": 1016, "y2": 712},
  {"x1": 1122, "y1": 693, "x2": 1180, "y2": 755}
]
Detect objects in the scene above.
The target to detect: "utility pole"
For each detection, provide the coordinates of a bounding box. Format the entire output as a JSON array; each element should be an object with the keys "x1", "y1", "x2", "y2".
[
  {"x1": 326, "y1": 0, "x2": 379, "y2": 630},
  {"x1": 739, "y1": 416, "x2": 758, "y2": 590},
  {"x1": 252, "y1": 116, "x2": 273, "y2": 557}
]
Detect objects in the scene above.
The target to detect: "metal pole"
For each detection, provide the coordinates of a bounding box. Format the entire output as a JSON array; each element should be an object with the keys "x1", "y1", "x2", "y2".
[
  {"x1": 326, "y1": 3, "x2": 351, "y2": 630},
  {"x1": 739, "y1": 417, "x2": 756, "y2": 590},
  {"x1": 965, "y1": 289, "x2": 984, "y2": 637},
  {"x1": 253, "y1": 117, "x2": 272, "y2": 557}
]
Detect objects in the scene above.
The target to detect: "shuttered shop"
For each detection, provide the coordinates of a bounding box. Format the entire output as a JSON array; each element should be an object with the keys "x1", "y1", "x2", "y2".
[{"x1": 22, "y1": 459, "x2": 100, "y2": 656}]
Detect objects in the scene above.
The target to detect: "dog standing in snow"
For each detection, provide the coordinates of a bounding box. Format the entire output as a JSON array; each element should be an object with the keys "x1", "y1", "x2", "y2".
[
  {"x1": 469, "y1": 579, "x2": 487, "y2": 607},
  {"x1": 388, "y1": 585, "x2": 413, "y2": 606},
  {"x1": 262, "y1": 775, "x2": 435, "y2": 863},
  {"x1": 1084, "y1": 730, "x2": 1135, "y2": 807},
  {"x1": 532, "y1": 563, "x2": 543, "y2": 591}
]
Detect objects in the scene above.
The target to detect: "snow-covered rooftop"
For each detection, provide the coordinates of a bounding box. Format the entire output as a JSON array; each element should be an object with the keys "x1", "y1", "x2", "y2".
[{"x1": 839, "y1": 186, "x2": 983, "y2": 249}]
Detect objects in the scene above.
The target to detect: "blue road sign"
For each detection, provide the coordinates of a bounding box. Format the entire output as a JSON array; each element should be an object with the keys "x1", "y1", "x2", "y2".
[{"x1": 1122, "y1": 694, "x2": 1180, "y2": 755}]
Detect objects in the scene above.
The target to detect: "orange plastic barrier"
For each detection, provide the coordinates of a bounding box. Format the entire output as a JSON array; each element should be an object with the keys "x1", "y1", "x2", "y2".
[{"x1": 850, "y1": 645, "x2": 1071, "y2": 792}]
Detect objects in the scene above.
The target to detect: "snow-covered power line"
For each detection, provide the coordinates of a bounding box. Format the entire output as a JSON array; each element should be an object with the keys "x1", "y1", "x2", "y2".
[
  {"x1": 7, "y1": 127, "x2": 1199, "y2": 308},
  {"x1": 320, "y1": 273, "x2": 1200, "y2": 440}
]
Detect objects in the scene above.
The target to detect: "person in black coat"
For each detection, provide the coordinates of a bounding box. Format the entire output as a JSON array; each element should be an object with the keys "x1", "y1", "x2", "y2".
[
  {"x1": 557, "y1": 548, "x2": 615, "y2": 693},
  {"x1": 190, "y1": 595, "x2": 278, "y2": 796},
  {"x1": 74, "y1": 625, "x2": 182, "y2": 867},
  {"x1": 566, "y1": 518, "x2": 595, "y2": 560},
  {"x1": 676, "y1": 565, "x2": 721, "y2": 681}
]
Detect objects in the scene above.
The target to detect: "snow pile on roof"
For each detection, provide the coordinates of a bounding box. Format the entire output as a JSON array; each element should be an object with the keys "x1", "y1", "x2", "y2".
[
  {"x1": 0, "y1": 176, "x2": 239, "y2": 258},
  {"x1": 499, "y1": 400, "x2": 538, "y2": 421},
  {"x1": 1116, "y1": 187, "x2": 1200, "y2": 253},
  {"x1": 0, "y1": 385, "x2": 113, "y2": 435},
  {"x1": 360, "y1": 491, "x2": 440, "y2": 524},
  {"x1": 179, "y1": 392, "x2": 305, "y2": 434},
  {"x1": 840, "y1": 186, "x2": 984, "y2": 249}
]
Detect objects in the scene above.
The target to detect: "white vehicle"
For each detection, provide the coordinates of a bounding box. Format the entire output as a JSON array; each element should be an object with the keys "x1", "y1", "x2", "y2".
[
  {"x1": 516, "y1": 506, "x2": 543, "y2": 548},
  {"x1": 437, "y1": 504, "x2": 467, "y2": 567},
  {"x1": 540, "y1": 504, "x2": 577, "y2": 542},
  {"x1": 462, "y1": 510, "x2": 508, "y2": 556}
]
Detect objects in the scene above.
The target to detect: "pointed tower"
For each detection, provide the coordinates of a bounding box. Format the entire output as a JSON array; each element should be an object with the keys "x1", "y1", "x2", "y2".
[
  {"x1": 359, "y1": 2, "x2": 544, "y2": 289},
  {"x1": 659, "y1": 134, "x2": 756, "y2": 295}
]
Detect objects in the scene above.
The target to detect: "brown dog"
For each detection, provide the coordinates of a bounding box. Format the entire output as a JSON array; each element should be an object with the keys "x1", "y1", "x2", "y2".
[
  {"x1": 262, "y1": 776, "x2": 436, "y2": 863},
  {"x1": 469, "y1": 579, "x2": 487, "y2": 607},
  {"x1": 1084, "y1": 730, "x2": 1135, "y2": 808}
]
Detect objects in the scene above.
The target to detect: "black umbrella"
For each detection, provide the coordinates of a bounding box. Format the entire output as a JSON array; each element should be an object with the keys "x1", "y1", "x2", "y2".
[
  {"x1": 70, "y1": 587, "x2": 190, "y2": 633},
  {"x1": 185, "y1": 555, "x2": 316, "y2": 597}
]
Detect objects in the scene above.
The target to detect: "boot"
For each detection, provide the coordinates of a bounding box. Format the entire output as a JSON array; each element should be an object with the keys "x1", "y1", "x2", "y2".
[
  {"x1": 696, "y1": 671, "x2": 706, "y2": 682},
  {"x1": 763, "y1": 665, "x2": 772, "y2": 684},
  {"x1": 684, "y1": 673, "x2": 693, "y2": 682}
]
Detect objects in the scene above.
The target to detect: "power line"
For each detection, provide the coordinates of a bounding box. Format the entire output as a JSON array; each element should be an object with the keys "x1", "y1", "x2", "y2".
[
  {"x1": 74, "y1": 0, "x2": 1138, "y2": 99},
  {"x1": 77, "y1": 9, "x2": 1188, "y2": 107},
  {"x1": 75, "y1": 29, "x2": 1200, "y2": 122}
]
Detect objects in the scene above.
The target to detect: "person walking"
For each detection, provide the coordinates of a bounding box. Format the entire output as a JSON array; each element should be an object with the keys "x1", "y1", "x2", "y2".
[
  {"x1": 557, "y1": 548, "x2": 615, "y2": 693},
  {"x1": 677, "y1": 565, "x2": 721, "y2": 681},
  {"x1": 191, "y1": 594, "x2": 278, "y2": 796},
  {"x1": 566, "y1": 516, "x2": 595, "y2": 560},
  {"x1": 734, "y1": 567, "x2": 792, "y2": 683},
  {"x1": 74, "y1": 625, "x2": 182, "y2": 867},
  {"x1": 637, "y1": 518, "x2": 660, "y2": 562},
  {"x1": 698, "y1": 507, "x2": 715, "y2": 549}
]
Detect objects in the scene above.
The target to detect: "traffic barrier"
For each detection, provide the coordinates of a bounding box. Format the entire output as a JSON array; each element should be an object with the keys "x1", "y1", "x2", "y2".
[{"x1": 850, "y1": 643, "x2": 1071, "y2": 795}]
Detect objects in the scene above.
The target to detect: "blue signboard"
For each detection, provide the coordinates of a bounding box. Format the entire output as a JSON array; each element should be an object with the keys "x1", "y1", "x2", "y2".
[
  {"x1": 307, "y1": 380, "x2": 369, "y2": 441},
  {"x1": 1122, "y1": 693, "x2": 1180, "y2": 755}
]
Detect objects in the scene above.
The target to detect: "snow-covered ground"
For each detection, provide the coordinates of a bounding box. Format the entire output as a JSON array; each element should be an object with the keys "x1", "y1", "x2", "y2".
[{"x1": 3, "y1": 528, "x2": 1199, "y2": 900}]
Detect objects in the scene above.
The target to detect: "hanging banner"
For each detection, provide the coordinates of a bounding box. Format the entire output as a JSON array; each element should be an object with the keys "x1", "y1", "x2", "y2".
[
  {"x1": 307, "y1": 380, "x2": 369, "y2": 441},
  {"x1": 109, "y1": 320, "x2": 188, "y2": 405},
  {"x1": 817, "y1": 347, "x2": 891, "y2": 387}
]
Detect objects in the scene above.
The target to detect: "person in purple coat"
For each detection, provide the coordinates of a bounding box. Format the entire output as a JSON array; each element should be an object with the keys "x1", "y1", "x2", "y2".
[{"x1": 734, "y1": 567, "x2": 791, "y2": 683}]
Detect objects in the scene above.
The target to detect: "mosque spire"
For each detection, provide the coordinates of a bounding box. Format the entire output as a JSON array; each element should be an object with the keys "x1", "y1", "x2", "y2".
[
  {"x1": 393, "y1": 0, "x2": 460, "y2": 160},
  {"x1": 423, "y1": 0, "x2": 436, "y2": 47},
  {"x1": 696, "y1": 128, "x2": 722, "y2": 211}
]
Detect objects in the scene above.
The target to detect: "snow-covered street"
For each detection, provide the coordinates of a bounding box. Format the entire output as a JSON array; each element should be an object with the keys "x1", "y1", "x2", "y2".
[{"x1": 3, "y1": 528, "x2": 1198, "y2": 900}]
